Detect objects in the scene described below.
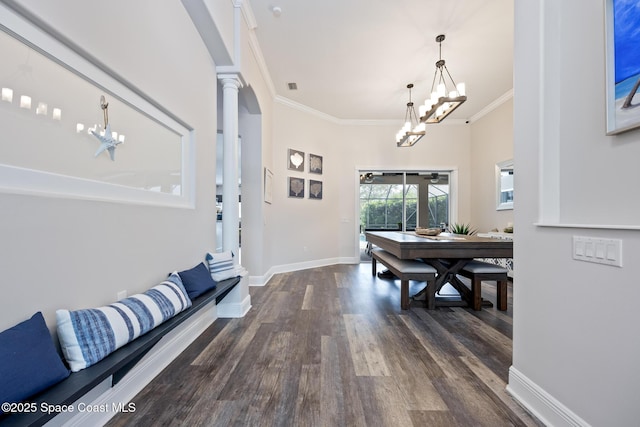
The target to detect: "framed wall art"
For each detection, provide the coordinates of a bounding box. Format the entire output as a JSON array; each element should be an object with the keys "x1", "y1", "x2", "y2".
[
  {"x1": 309, "y1": 153, "x2": 323, "y2": 174},
  {"x1": 264, "y1": 167, "x2": 273, "y2": 204},
  {"x1": 288, "y1": 177, "x2": 304, "y2": 198},
  {"x1": 287, "y1": 148, "x2": 305, "y2": 171},
  {"x1": 605, "y1": 0, "x2": 640, "y2": 135},
  {"x1": 309, "y1": 179, "x2": 323, "y2": 200}
]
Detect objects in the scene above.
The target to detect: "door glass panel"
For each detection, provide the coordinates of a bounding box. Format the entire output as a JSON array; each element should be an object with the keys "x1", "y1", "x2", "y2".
[{"x1": 359, "y1": 171, "x2": 450, "y2": 260}]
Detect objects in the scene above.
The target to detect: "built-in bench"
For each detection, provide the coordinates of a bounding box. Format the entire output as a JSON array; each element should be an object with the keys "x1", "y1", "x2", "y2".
[
  {"x1": 371, "y1": 248, "x2": 437, "y2": 310},
  {"x1": 0, "y1": 276, "x2": 241, "y2": 427},
  {"x1": 457, "y1": 260, "x2": 508, "y2": 311}
]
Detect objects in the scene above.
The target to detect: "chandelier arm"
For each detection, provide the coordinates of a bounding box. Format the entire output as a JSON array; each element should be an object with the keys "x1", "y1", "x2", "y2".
[
  {"x1": 409, "y1": 105, "x2": 420, "y2": 124},
  {"x1": 430, "y1": 66, "x2": 440, "y2": 93},
  {"x1": 442, "y1": 64, "x2": 459, "y2": 89}
]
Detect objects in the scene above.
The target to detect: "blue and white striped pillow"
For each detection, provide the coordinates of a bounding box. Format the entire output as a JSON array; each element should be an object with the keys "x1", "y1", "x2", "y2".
[
  {"x1": 205, "y1": 251, "x2": 237, "y2": 281},
  {"x1": 56, "y1": 273, "x2": 191, "y2": 372}
]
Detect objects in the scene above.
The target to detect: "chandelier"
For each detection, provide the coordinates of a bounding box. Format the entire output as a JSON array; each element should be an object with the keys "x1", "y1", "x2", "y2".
[
  {"x1": 419, "y1": 34, "x2": 466, "y2": 124},
  {"x1": 395, "y1": 83, "x2": 426, "y2": 147}
]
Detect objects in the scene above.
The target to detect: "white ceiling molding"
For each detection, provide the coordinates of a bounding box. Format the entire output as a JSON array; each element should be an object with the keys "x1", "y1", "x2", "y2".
[
  {"x1": 467, "y1": 89, "x2": 514, "y2": 124},
  {"x1": 238, "y1": 0, "x2": 257, "y2": 29}
]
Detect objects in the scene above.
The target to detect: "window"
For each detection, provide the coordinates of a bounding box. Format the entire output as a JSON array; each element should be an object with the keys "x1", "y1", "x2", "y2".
[{"x1": 496, "y1": 160, "x2": 514, "y2": 210}]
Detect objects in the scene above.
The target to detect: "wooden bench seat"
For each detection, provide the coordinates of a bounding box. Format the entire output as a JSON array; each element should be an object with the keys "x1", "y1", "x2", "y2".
[
  {"x1": 370, "y1": 248, "x2": 437, "y2": 310},
  {"x1": 0, "y1": 276, "x2": 241, "y2": 427},
  {"x1": 457, "y1": 260, "x2": 508, "y2": 311}
]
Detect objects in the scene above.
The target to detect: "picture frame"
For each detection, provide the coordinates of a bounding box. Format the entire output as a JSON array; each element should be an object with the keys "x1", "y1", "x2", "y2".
[
  {"x1": 288, "y1": 177, "x2": 305, "y2": 198},
  {"x1": 264, "y1": 167, "x2": 273, "y2": 204},
  {"x1": 287, "y1": 148, "x2": 305, "y2": 171},
  {"x1": 309, "y1": 179, "x2": 323, "y2": 200},
  {"x1": 309, "y1": 153, "x2": 323, "y2": 174},
  {"x1": 605, "y1": 0, "x2": 640, "y2": 135}
]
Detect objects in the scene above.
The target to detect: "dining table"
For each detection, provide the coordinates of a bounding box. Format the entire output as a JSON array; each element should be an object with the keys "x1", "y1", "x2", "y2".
[{"x1": 365, "y1": 230, "x2": 513, "y2": 308}]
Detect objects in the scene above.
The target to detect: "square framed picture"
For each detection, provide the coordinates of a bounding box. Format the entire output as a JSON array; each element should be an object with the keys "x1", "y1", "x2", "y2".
[
  {"x1": 309, "y1": 153, "x2": 323, "y2": 174},
  {"x1": 309, "y1": 179, "x2": 323, "y2": 200},
  {"x1": 288, "y1": 176, "x2": 305, "y2": 198},
  {"x1": 288, "y1": 148, "x2": 305, "y2": 171},
  {"x1": 605, "y1": 0, "x2": 640, "y2": 134}
]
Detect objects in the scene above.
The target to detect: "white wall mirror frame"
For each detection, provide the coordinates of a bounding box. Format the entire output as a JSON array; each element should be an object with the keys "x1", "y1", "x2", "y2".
[
  {"x1": 0, "y1": 4, "x2": 195, "y2": 208},
  {"x1": 496, "y1": 159, "x2": 514, "y2": 211}
]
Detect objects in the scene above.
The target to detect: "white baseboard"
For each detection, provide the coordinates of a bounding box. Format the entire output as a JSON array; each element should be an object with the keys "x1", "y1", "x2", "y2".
[
  {"x1": 248, "y1": 256, "x2": 359, "y2": 286},
  {"x1": 507, "y1": 366, "x2": 591, "y2": 427},
  {"x1": 216, "y1": 294, "x2": 251, "y2": 318},
  {"x1": 57, "y1": 301, "x2": 219, "y2": 427}
]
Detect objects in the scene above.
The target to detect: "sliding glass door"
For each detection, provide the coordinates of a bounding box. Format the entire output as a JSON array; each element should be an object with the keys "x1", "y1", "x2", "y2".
[{"x1": 359, "y1": 171, "x2": 450, "y2": 259}]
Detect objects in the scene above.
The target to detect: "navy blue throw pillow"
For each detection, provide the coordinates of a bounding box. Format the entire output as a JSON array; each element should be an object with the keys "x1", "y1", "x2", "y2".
[
  {"x1": 0, "y1": 312, "x2": 70, "y2": 410},
  {"x1": 178, "y1": 262, "x2": 217, "y2": 299}
]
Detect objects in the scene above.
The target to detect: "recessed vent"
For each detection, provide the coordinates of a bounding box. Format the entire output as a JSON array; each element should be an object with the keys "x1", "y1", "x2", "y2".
[{"x1": 287, "y1": 82, "x2": 298, "y2": 90}]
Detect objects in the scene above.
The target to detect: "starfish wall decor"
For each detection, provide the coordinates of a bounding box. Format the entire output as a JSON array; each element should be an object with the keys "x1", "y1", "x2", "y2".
[{"x1": 91, "y1": 95, "x2": 122, "y2": 161}]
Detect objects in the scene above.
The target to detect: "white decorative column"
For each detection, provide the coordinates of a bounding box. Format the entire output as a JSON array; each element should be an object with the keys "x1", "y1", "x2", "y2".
[
  {"x1": 217, "y1": 73, "x2": 251, "y2": 318},
  {"x1": 219, "y1": 74, "x2": 242, "y2": 262}
]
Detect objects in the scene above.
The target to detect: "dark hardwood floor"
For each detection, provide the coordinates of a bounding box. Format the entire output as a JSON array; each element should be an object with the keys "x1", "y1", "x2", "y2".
[{"x1": 107, "y1": 263, "x2": 541, "y2": 427}]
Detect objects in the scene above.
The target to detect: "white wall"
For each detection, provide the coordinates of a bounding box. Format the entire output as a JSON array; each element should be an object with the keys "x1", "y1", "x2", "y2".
[
  {"x1": 510, "y1": 1, "x2": 640, "y2": 426},
  {"x1": 470, "y1": 98, "x2": 514, "y2": 233},
  {"x1": 266, "y1": 101, "x2": 473, "y2": 269},
  {"x1": 0, "y1": 0, "x2": 220, "y2": 331}
]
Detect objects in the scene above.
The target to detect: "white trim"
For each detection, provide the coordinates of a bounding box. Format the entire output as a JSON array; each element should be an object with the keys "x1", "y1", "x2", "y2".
[
  {"x1": 275, "y1": 96, "x2": 344, "y2": 124},
  {"x1": 275, "y1": 95, "x2": 469, "y2": 127},
  {"x1": 534, "y1": 222, "x2": 640, "y2": 231},
  {"x1": 216, "y1": 293, "x2": 252, "y2": 318},
  {"x1": 507, "y1": 366, "x2": 591, "y2": 427},
  {"x1": 248, "y1": 257, "x2": 359, "y2": 287},
  {"x1": 468, "y1": 89, "x2": 514, "y2": 123},
  {"x1": 0, "y1": 164, "x2": 195, "y2": 209}
]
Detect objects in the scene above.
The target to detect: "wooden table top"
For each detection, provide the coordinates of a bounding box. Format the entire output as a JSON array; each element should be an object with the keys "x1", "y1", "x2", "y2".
[{"x1": 365, "y1": 231, "x2": 513, "y2": 260}]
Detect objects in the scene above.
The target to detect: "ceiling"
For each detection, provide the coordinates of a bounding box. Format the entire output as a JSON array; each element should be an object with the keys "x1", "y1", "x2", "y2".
[{"x1": 247, "y1": 0, "x2": 514, "y2": 122}]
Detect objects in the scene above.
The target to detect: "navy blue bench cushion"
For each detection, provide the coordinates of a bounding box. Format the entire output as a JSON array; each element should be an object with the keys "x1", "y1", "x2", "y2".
[
  {"x1": 0, "y1": 312, "x2": 70, "y2": 411},
  {"x1": 178, "y1": 261, "x2": 217, "y2": 299}
]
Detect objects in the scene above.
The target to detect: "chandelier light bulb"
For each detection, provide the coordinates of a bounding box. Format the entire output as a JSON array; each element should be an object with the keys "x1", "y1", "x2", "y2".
[
  {"x1": 36, "y1": 102, "x2": 48, "y2": 116},
  {"x1": 20, "y1": 95, "x2": 31, "y2": 109},
  {"x1": 457, "y1": 82, "x2": 466, "y2": 96},
  {"x1": 1, "y1": 87, "x2": 13, "y2": 102}
]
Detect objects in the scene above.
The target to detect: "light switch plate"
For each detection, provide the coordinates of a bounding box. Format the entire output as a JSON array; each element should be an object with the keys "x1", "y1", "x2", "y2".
[{"x1": 573, "y1": 236, "x2": 622, "y2": 267}]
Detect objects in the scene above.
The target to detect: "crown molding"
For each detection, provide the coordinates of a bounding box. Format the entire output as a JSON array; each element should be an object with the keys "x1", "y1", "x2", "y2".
[
  {"x1": 240, "y1": 0, "x2": 506, "y2": 127},
  {"x1": 468, "y1": 89, "x2": 514, "y2": 123}
]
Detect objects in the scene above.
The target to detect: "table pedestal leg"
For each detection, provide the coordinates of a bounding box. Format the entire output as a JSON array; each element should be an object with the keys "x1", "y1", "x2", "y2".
[{"x1": 412, "y1": 259, "x2": 472, "y2": 308}]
